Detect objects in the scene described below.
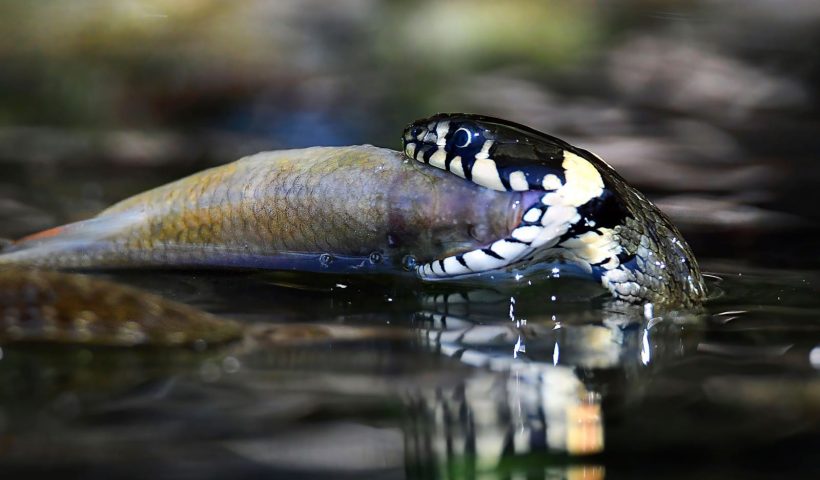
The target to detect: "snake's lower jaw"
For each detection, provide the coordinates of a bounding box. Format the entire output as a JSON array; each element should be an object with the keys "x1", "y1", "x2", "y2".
[
  {"x1": 416, "y1": 225, "x2": 548, "y2": 280},
  {"x1": 414, "y1": 203, "x2": 633, "y2": 303},
  {"x1": 416, "y1": 190, "x2": 551, "y2": 280}
]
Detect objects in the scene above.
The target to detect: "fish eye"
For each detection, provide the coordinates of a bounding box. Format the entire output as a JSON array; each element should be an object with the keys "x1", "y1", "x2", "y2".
[{"x1": 453, "y1": 127, "x2": 473, "y2": 148}]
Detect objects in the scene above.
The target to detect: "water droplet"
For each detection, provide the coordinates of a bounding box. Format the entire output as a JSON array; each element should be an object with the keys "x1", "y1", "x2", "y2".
[
  {"x1": 319, "y1": 253, "x2": 334, "y2": 267},
  {"x1": 402, "y1": 255, "x2": 417, "y2": 271},
  {"x1": 810, "y1": 346, "x2": 820, "y2": 369},
  {"x1": 222, "y1": 356, "x2": 241, "y2": 374},
  {"x1": 200, "y1": 361, "x2": 221, "y2": 382}
]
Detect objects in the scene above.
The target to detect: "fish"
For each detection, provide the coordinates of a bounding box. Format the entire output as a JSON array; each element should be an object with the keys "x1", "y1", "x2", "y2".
[{"x1": 0, "y1": 145, "x2": 529, "y2": 276}]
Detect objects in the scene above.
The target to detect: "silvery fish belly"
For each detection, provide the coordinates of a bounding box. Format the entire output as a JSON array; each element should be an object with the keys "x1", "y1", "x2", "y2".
[{"x1": 0, "y1": 145, "x2": 523, "y2": 276}]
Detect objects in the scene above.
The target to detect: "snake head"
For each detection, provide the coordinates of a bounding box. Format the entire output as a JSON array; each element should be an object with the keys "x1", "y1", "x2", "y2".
[
  {"x1": 403, "y1": 113, "x2": 609, "y2": 193},
  {"x1": 402, "y1": 113, "x2": 706, "y2": 306}
]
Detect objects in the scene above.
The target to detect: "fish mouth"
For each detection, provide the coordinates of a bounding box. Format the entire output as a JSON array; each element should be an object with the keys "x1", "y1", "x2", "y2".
[{"x1": 416, "y1": 190, "x2": 558, "y2": 279}]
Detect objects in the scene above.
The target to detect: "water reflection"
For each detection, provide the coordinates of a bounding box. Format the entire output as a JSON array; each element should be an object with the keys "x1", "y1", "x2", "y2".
[
  {"x1": 215, "y1": 274, "x2": 704, "y2": 476},
  {"x1": 1, "y1": 270, "x2": 819, "y2": 478},
  {"x1": 404, "y1": 285, "x2": 700, "y2": 477}
]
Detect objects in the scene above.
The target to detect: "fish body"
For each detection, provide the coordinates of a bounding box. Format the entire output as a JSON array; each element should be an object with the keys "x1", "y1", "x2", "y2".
[{"x1": 0, "y1": 146, "x2": 524, "y2": 274}]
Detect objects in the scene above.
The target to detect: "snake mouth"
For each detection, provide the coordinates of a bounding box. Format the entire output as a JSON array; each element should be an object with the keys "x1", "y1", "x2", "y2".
[
  {"x1": 404, "y1": 114, "x2": 623, "y2": 282},
  {"x1": 402, "y1": 113, "x2": 707, "y2": 305},
  {"x1": 416, "y1": 190, "x2": 561, "y2": 279},
  {"x1": 404, "y1": 119, "x2": 561, "y2": 280},
  {"x1": 403, "y1": 116, "x2": 568, "y2": 280}
]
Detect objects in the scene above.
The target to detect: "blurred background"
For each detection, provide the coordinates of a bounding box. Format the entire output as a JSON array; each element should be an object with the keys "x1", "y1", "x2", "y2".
[
  {"x1": 0, "y1": 0, "x2": 818, "y2": 269},
  {"x1": 1, "y1": 4, "x2": 819, "y2": 478}
]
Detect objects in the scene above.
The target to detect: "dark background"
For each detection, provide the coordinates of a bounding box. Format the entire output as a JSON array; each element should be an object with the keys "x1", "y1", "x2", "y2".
[{"x1": 1, "y1": 0, "x2": 818, "y2": 270}]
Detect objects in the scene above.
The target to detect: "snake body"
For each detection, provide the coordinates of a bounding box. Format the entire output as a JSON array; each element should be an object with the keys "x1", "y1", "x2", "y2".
[
  {"x1": 403, "y1": 114, "x2": 706, "y2": 306},
  {"x1": 0, "y1": 115, "x2": 705, "y2": 306}
]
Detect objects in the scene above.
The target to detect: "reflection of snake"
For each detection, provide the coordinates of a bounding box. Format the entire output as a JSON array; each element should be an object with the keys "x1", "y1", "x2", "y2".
[
  {"x1": 0, "y1": 114, "x2": 704, "y2": 305},
  {"x1": 403, "y1": 114, "x2": 706, "y2": 306},
  {"x1": 0, "y1": 267, "x2": 690, "y2": 463}
]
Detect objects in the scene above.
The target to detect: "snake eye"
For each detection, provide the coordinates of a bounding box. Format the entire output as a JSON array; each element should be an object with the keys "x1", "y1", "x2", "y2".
[
  {"x1": 453, "y1": 127, "x2": 472, "y2": 148},
  {"x1": 448, "y1": 124, "x2": 483, "y2": 155},
  {"x1": 409, "y1": 125, "x2": 424, "y2": 139}
]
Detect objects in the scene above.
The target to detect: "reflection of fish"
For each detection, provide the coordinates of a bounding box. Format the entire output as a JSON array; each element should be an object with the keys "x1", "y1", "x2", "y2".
[
  {"x1": 0, "y1": 268, "x2": 242, "y2": 347},
  {"x1": 0, "y1": 264, "x2": 697, "y2": 468}
]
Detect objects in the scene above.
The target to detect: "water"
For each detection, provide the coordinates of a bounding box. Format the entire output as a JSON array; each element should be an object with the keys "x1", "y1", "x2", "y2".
[{"x1": 0, "y1": 248, "x2": 817, "y2": 478}]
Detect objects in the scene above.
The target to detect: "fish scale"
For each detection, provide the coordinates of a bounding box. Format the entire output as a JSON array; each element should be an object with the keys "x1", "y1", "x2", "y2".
[{"x1": 0, "y1": 146, "x2": 521, "y2": 274}]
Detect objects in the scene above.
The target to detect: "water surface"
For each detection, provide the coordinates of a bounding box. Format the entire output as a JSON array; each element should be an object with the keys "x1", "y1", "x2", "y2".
[{"x1": 0, "y1": 244, "x2": 817, "y2": 478}]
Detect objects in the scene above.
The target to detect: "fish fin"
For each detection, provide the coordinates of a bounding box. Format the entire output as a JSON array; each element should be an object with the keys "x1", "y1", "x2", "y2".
[
  {"x1": 0, "y1": 211, "x2": 146, "y2": 267},
  {"x1": 9, "y1": 211, "x2": 145, "y2": 249},
  {"x1": 16, "y1": 225, "x2": 69, "y2": 243}
]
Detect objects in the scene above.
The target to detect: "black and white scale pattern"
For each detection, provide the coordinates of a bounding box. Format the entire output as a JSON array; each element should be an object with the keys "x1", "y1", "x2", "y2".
[{"x1": 402, "y1": 113, "x2": 706, "y2": 306}]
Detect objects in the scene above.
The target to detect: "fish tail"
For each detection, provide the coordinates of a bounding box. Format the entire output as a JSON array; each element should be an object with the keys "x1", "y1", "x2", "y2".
[
  {"x1": 0, "y1": 225, "x2": 70, "y2": 261},
  {"x1": 0, "y1": 211, "x2": 145, "y2": 268},
  {"x1": 16, "y1": 225, "x2": 70, "y2": 243}
]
